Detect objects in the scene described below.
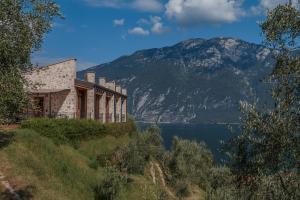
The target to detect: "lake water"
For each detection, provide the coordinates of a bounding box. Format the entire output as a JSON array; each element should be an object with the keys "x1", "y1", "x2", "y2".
[{"x1": 138, "y1": 122, "x2": 238, "y2": 164}]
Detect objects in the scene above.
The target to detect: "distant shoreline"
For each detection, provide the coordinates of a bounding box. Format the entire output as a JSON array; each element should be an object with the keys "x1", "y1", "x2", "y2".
[{"x1": 136, "y1": 121, "x2": 240, "y2": 125}]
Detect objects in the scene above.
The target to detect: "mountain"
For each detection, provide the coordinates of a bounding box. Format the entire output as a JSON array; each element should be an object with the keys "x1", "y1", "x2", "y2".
[{"x1": 78, "y1": 37, "x2": 275, "y2": 123}]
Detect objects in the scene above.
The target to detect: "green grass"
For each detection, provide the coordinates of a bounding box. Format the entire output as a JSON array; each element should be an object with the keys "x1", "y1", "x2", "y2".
[
  {"x1": 0, "y1": 128, "x2": 138, "y2": 199},
  {"x1": 120, "y1": 175, "x2": 173, "y2": 200},
  {"x1": 0, "y1": 129, "x2": 100, "y2": 200},
  {"x1": 0, "y1": 119, "x2": 181, "y2": 199},
  {"x1": 0, "y1": 129, "x2": 174, "y2": 200},
  {"x1": 79, "y1": 134, "x2": 131, "y2": 160},
  {"x1": 21, "y1": 117, "x2": 137, "y2": 145}
]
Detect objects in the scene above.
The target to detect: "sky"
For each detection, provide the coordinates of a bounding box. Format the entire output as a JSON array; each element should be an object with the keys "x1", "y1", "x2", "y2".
[{"x1": 32, "y1": 0, "x2": 296, "y2": 71}]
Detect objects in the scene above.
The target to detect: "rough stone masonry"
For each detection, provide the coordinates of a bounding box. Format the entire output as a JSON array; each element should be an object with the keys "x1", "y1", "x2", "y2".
[{"x1": 23, "y1": 59, "x2": 127, "y2": 123}]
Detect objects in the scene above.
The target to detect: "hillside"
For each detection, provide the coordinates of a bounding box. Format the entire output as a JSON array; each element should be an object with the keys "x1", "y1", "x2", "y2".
[
  {"x1": 0, "y1": 120, "x2": 174, "y2": 200},
  {"x1": 78, "y1": 37, "x2": 274, "y2": 123},
  {"x1": 0, "y1": 119, "x2": 208, "y2": 200}
]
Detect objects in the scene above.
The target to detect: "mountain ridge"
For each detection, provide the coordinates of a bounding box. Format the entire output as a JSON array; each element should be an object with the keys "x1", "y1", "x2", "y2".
[{"x1": 78, "y1": 37, "x2": 274, "y2": 123}]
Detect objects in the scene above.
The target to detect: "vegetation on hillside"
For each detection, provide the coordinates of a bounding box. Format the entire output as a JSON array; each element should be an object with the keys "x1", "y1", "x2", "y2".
[
  {"x1": 0, "y1": 1, "x2": 299, "y2": 200},
  {"x1": 0, "y1": 0, "x2": 61, "y2": 124},
  {"x1": 207, "y1": 2, "x2": 300, "y2": 200},
  {"x1": 0, "y1": 118, "x2": 213, "y2": 199}
]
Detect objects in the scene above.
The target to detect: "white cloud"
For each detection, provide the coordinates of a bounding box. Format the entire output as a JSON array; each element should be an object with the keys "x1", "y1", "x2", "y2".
[
  {"x1": 84, "y1": 0, "x2": 120, "y2": 8},
  {"x1": 150, "y1": 16, "x2": 167, "y2": 34},
  {"x1": 251, "y1": 0, "x2": 299, "y2": 15},
  {"x1": 132, "y1": 0, "x2": 163, "y2": 12},
  {"x1": 136, "y1": 16, "x2": 168, "y2": 34},
  {"x1": 84, "y1": 0, "x2": 163, "y2": 12},
  {"x1": 113, "y1": 18, "x2": 125, "y2": 26},
  {"x1": 137, "y1": 18, "x2": 151, "y2": 25},
  {"x1": 128, "y1": 27, "x2": 150, "y2": 36},
  {"x1": 165, "y1": 0, "x2": 244, "y2": 26}
]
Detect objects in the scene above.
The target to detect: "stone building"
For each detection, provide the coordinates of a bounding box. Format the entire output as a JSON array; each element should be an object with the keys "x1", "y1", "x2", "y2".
[{"x1": 24, "y1": 59, "x2": 127, "y2": 123}]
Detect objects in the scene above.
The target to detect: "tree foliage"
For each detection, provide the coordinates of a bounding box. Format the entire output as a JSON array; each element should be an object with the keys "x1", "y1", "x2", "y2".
[
  {"x1": 0, "y1": 0, "x2": 61, "y2": 123},
  {"x1": 120, "y1": 125, "x2": 165, "y2": 174},
  {"x1": 94, "y1": 166, "x2": 128, "y2": 200},
  {"x1": 223, "y1": 2, "x2": 300, "y2": 199},
  {"x1": 166, "y1": 137, "x2": 214, "y2": 191}
]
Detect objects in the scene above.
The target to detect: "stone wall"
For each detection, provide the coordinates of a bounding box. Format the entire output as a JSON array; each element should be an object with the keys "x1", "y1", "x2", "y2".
[
  {"x1": 24, "y1": 59, "x2": 128, "y2": 122},
  {"x1": 99, "y1": 93, "x2": 106, "y2": 123},
  {"x1": 24, "y1": 59, "x2": 77, "y2": 118},
  {"x1": 121, "y1": 98, "x2": 127, "y2": 122},
  {"x1": 85, "y1": 72, "x2": 96, "y2": 119},
  {"x1": 115, "y1": 97, "x2": 122, "y2": 122}
]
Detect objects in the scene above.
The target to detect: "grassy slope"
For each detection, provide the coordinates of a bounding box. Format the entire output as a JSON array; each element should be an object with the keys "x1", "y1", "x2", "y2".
[
  {"x1": 0, "y1": 130, "x2": 144, "y2": 200},
  {"x1": 0, "y1": 128, "x2": 171, "y2": 200}
]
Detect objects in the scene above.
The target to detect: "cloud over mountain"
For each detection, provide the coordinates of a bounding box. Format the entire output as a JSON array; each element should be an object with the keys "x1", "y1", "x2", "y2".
[
  {"x1": 128, "y1": 27, "x2": 150, "y2": 36},
  {"x1": 165, "y1": 0, "x2": 244, "y2": 26},
  {"x1": 84, "y1": 0, "x2": 163, "y2": 12},
  {"x1": 113, "y1": 18, "x2": 125, "y2": 26},
  {"x1": 251, "y1": 0, "x2": 299, "y2": 15}
]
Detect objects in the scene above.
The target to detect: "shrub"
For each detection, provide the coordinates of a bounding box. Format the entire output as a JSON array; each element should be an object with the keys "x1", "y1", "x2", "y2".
[
  {"x1": 120, "y1": 125, "x2": 165, "y2": 174},
  {"x1": 21, "y1": 117, "x2": 137, "y2": 145},
  {"x1": 104, "y1": 117, "x2": 137, "y2": 138},
  {"x1": 166, "y1": 137, "x2": 214, "y2": 190},
  {"x1": 175, "y1": 181, "x2": 191, "y2": 198},
  {"x1": 94, "y1": 166, "x2": 127, "y2": 200},
  {"x1": 208, "y1": 167, "x2": 232, "y2": 190},
  {"x1": 21, "y1": 118, "x2": 105, "y2": 144}
]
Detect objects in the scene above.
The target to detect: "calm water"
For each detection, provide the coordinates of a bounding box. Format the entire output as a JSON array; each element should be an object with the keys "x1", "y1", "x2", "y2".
[{"x1": 138, "y1": 123, "x2": 238, "y2": 164}]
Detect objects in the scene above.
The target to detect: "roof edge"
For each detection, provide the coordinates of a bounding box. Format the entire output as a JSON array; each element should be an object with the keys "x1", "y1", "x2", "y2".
[{"x1": 45, "y1": 58, "x2": 77, "y2": 67}]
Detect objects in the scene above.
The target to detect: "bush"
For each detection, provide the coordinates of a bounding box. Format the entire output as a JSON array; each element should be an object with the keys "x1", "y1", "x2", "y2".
[
  {"x1": 104, "y1": 116, "x2": 137, "y2": 138},
  {"x1": 206, "y1": 169, "x2": 300, "y2": 200},
  {"x1": 94, "y1": 166, "x2": 127, "y2": 200},
  {"x1": 120, "y1": 125, "x2": 165, "y2": 174},
  {"x1": 21, "y1": 117, "x2": 137, "y2": 145},
  {"x1": 166, "y1": 137, "x2": 214, "y2": 190},
  {"x1": 175, "y1": 181, "x2": 191, "y2": 198}
]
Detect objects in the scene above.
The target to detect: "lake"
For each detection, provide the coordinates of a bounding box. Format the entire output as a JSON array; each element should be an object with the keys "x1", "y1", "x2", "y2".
[{"x1": 137, "y1": 122, "x2": 239, "y2": 164}]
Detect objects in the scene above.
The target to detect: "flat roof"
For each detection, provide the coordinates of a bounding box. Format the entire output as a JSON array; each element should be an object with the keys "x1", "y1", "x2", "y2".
[
  {"x1": 33, "y1": 58, "x2": 77, "y2": 69},
  {"x1": 75, "y1": 79, "x2": 127, "y2": 98},
  {"x1": 28, "y1": 89, "x2": 71, "y2": 93}
]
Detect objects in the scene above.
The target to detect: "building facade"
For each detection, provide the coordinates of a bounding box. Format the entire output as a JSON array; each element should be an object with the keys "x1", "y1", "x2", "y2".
[{"x1": 24, "y1": 59, "x2": 127, "y2": 123}]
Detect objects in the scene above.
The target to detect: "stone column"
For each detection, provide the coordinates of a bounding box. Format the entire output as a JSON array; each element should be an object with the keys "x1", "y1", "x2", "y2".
[
  {"x1": 98, "y1": 77, "x2": 106, "y2": 123},
  {"x1": 121, "y1": 89, "x2": 127, "y2": 122},
  {"x1": 99, "y1": 92, "x2": 106, "y2": 123},
  {"x1": 85, "y1": 72, "x2": 95, "y2": 119},
  {"x1": 109, "y1": 94, "x2": 115, "y2": 123},
  {"x1": 105, "y1": 81, "x2": 116, "y2": 123},
  {"x1": 115, "y1": 97, "x2": 122, "y2": 122},
  {"x1": 99, "y1": 77, "x2": 106, "y2": 87},
  {"x1": 115, "y1": 85, "x2": 122, "y2": 122},
  {"x1": 121, "y1": 98, "x2": 127, "y2": 122}
]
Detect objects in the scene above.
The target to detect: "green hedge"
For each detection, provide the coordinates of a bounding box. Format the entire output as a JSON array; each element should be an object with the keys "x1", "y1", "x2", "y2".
[{"x1": 21, "y1": 117, "x2": 137, "y2": 145}]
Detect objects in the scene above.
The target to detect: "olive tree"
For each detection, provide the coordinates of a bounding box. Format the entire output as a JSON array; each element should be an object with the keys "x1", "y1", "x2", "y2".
[
  {"x1": 224, "y1": 2, "x2": 300, "y2": 199},
  {"x1": 0, "y1": 0, "x2": 61, "y2": 123}
]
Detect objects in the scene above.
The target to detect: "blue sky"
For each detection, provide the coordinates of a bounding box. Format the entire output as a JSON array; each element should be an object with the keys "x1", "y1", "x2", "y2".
[{"x1": 32, "y1": 0, "x2": 294, "y2": 70}]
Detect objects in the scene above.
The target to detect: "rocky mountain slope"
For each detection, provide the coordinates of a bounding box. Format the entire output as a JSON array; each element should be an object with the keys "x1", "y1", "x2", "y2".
[{"x1": 78, "y1": 37, "x2": 275, "y2": 123}]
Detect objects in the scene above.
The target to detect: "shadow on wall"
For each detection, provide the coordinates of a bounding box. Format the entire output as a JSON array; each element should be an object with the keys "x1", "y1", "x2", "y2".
[
  {"x1": 49, "y1": 90, "x2": 69, "y2": 117},
  {"x1": 0, "y1": 185, "x2": 36, "y2": 200}
]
